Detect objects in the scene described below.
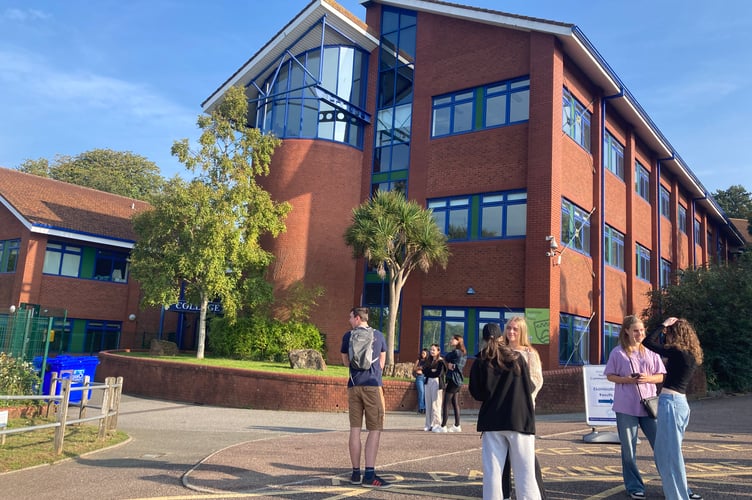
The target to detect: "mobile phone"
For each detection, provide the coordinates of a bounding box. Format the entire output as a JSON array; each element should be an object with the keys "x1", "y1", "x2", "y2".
[{"x1": 630, "y1": 373, "x2": 640, "y2": 378}]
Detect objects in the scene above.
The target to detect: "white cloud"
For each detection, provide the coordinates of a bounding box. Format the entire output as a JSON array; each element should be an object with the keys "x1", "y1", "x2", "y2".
[
  {"x1": 2, "y1": 8, "x2": 51, "y2": 22},
  {"x1": 0, "y1": 47, "x2": 195, "y2": 125}
]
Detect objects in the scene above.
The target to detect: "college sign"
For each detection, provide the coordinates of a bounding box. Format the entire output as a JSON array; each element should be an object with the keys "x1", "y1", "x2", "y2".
[{"x1": 168, "y1": 301, "x2": 223, "y2": 314}]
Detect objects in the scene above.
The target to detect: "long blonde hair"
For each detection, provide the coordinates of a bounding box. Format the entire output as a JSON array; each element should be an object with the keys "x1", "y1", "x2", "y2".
[
  {"x1": 619, "y1": 315, "x2": 646, "y2": 354},
  {"x1": 504, "y1": 316, "x2": 531, "y2": 347}
]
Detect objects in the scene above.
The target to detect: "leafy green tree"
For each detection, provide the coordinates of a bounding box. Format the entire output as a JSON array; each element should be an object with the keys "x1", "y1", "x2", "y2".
[
  {"x1": 130, "y1": 86, "x2": 291, "y2": 359},
  {"x1": 712, "y1": 185, "x2": 752, "y2": 220},
  {"x1": 644, "y1": 252, "x2": 752, "y2": 392},
  {"x1": 344, "y1": 190, "x2": 449, "y2": 367},
  {"x1": 17, "y1": 149, "x2": 165, "y2": 201}
]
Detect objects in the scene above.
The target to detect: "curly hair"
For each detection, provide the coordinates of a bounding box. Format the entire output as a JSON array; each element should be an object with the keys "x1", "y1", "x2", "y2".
[{"x1": 665, "y1": 318, "x2": 704, "y2": 365}]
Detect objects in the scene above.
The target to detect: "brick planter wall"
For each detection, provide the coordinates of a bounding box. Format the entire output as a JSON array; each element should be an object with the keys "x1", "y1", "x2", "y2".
[{"x1": 96, "y1": 351, "x2": 706, "y2": 415}]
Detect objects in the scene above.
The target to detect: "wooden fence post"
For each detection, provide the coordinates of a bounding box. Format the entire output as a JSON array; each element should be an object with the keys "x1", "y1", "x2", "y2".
[
  {"x1": 108, "y1": 376, "x2": 123, "y2": 431},
  {"x1": 53, "y1": 378, "x2": 71, "y2": 455},
  {"x1": 78, "y1": 375, "x2": 91, "y2": 420},
  {"x1": 98, "y1": 377, "x2": 113, "y2": 441}
]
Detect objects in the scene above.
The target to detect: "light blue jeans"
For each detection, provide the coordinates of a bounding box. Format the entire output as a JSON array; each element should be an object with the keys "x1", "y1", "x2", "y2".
[
  {"x1": 654, "y1": 392, "x2": 691, "y2": 500},
  {"x1": 415, "y1": 374, "x2": 425, "y2": 411},
  {"x1": 616, "y1": 412, "x2": 658, "y2": 495}
]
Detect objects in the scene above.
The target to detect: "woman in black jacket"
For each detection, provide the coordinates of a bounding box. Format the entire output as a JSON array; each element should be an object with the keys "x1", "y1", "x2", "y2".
[{"x1": 470, "y1": 323, "x2": 541, "y2": 500}]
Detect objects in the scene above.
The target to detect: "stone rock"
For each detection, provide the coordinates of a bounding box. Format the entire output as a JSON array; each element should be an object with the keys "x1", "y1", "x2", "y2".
[
  {"x1": 149, "y1": 339, "x2": 179, "y2": 356},
  {"x1": 385, "y1": 362, "x2": 414, "y2": 379},
  {"x1": 289, "y1": 349, "x2": 327, "y2": 370}
]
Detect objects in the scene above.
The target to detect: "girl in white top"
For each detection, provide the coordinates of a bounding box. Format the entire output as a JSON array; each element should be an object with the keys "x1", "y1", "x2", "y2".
[{"x1": 501, "y1": 316, "x2": 546, "y2": 500}]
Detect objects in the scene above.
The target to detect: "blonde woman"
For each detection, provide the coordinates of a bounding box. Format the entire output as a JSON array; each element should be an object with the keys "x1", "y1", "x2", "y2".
[{"x1": 502, "y1": 316, "x2": 546, "y2": 500}]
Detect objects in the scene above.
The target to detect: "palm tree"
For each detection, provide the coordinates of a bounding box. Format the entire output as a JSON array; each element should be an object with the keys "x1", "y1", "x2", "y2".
[{"x1": 344, "y1": 190, "x2": 450, "y2": 367}]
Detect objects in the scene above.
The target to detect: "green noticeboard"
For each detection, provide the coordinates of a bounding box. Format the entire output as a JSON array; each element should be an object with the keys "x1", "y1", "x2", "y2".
[{"x1": 525, "y1": 308, "x2": 550, "y2": 345}]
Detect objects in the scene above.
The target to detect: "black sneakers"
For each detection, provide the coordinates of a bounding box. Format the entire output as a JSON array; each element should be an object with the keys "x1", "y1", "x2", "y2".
[{"x1": 362, "y1": 474, "x2": 391, "y2": 488}]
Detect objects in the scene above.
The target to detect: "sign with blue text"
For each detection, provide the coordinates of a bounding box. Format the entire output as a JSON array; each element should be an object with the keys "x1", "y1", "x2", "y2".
[{"x1": 582, "y1": 364, "x2": 616, "y2": 427}]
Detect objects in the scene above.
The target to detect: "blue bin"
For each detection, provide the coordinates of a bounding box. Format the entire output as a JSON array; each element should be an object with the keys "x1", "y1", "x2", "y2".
[{"x1": 40, "y1": 356, "x2": 100, "y2": 403}]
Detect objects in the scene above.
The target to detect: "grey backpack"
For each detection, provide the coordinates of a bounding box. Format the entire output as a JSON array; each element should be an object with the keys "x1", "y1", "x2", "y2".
[{"x1": 348, "y1": 326, "x2": 375, "y2": 370}]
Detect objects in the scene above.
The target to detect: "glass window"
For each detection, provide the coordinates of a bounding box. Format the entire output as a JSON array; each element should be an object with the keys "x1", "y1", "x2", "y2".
[
  {"x1": 561, "y1": 199, "x2": 591, "y2": 255},
  {"x1": 694, "y1": 219, "x2": 701, "y2": 246},
  {"x1": 604, "y1": 131, "x2": 624, "y2": 180},
  {"x1": 421, "y1": 307, "x2": 466, "y2": 353},
  {"x1": 660, "y1": 185, "x2": 670, "y2": 219},
  {"x1": 603, "y1": 322, "x2": 621, "y2": 359},
  {"x1": 43, "y1": 242, "x2": 81, "y2": 277},
  {"x1": 94, "y1": 249, "x2": 129, "y2": 282},
  {"x1": 562, "y1": 88, "x2": 591, "y2": 151},
  {"x1": 559, "y1": 313, "x2": 591, "y2": 365},
  {"x1": 432, "y1": 77, "x2": 530, "y2": 138},
  {"x1": 636, "y1": 243, "x2": 651, "y2": 281},
  {"x1": 604, "y1": 225, "x2": 625, "y2": 270},
  {"x1": 660, "y1": 258, "x2": 672, "y2": 288},
  {"x1": 0, "y1": 239, "x2": 20, "y2": 273},
  {"x1": 635, "y1": 161, "x2": 650, "y2": 201},
  {"x1": 429, "y1": 191, "x2": 527, "y2": 241},
  {"x1": 678, "y1": 205, "x2": 687, "y2": 234}
]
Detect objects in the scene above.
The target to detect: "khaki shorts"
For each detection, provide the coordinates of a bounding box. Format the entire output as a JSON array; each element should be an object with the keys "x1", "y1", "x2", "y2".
[{"x1": 348, "y1": 385, "x2": 385, "y2": 431}]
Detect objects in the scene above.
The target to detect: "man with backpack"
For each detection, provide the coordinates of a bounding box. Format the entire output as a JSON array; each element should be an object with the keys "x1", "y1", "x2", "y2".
[{"x1": 340, "y1": 307, "x2": 390, "y2": 488}]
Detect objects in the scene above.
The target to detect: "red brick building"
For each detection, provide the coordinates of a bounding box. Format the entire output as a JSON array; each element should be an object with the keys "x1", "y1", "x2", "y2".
[
  {"x1": 0, "y1": 168, "x2": 181, "y2": 354},
  {"x1": 203, "y1": 0, "x2": 744, "y2": 370}
]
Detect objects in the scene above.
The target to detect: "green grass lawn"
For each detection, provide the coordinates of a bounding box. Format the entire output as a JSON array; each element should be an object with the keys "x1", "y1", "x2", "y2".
[{"x1": 0, "y1": 415, "x2": 129, "y2": 473}]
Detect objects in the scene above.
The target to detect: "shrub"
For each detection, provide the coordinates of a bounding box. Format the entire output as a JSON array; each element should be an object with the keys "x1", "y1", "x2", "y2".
[
  {"x1": 0, "y1": 353, "x2": 41, "y2": 407},
  {"x1": 208, "y1": 316, "x2": 324, "y2": 362}
]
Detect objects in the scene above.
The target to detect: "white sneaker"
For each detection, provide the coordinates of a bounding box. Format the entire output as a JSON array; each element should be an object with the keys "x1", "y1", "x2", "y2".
[
  {"x1": 432, "y1": 425, "x2": 447, "y2": 433},
  {"x1": 449, "y1": 425, "x2": 462, "y2": 432},
  {"x1": 423, "y1": 426, "x2": 431, "y2": 431}
]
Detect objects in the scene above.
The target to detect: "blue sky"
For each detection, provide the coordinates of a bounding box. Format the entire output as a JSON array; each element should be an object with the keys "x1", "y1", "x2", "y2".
[{"x1": 1, "y1": 0, "x2": 751, "y2": 195}]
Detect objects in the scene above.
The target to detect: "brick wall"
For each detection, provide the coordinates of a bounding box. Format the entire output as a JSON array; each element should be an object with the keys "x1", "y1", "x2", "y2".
[{"x1": 97, "y1": 351, "x2": 707, "y2": 415}]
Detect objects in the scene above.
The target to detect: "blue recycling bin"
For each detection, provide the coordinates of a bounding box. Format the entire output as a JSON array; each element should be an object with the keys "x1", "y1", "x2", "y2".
[{"x1": 37, "y1": 355, "x2": 100, "y2": 403}]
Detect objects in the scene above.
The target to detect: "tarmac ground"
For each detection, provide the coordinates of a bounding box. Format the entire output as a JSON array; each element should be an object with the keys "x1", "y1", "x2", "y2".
[{"x1": 2, "y1": 393, "x2": 751, "y2": 499}]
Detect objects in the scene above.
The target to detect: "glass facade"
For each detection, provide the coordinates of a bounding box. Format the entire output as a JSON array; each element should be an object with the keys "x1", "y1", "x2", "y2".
[{"x1": 256, "y1": 45, "x2": 369, "y2": 147}]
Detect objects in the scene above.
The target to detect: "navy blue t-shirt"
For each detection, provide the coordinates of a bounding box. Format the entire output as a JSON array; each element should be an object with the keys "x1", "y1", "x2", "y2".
[{"x1": 341, "y1": 328, "x2": 387, "y2": 387}]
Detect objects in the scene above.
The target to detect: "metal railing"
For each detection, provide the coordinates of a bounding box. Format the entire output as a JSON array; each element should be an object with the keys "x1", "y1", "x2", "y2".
[{"x1": 0, "y1": 375, "x2": 123, "y2": 454}]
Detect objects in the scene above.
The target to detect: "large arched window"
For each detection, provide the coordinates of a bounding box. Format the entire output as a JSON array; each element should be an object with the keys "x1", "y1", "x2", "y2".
[{"x1": 256, "y1": 46, "x2": 368, "y2": 147}]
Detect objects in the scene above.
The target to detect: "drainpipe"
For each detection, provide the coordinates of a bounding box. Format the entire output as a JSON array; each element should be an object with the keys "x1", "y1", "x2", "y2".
[{"x1": 600, "y1": 90, "x2": 623, "y2": 363}]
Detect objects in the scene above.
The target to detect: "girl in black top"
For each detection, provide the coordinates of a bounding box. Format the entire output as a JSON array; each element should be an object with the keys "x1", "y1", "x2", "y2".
[
  {"x1": 423, "y1": 343, "x2": 446, "y2": 432},
  {"x1": 643, "y1": 317, "x2": 704, "y2": 500},
  {"x1": 441, "y1": 335, "x2": 467, "y2": 432},
  {"x1": 470, "y1": 323, "x2": 541, "y2": 500}
]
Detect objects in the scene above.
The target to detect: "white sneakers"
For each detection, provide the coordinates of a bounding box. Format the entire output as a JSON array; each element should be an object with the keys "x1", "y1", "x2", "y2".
[{"x1": 427, "y1": 425, "x2": 461, "y2": 433}]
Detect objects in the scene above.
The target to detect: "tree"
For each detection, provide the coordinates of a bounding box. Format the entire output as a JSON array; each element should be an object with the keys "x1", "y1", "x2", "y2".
[
  {"x1": 344, "y1": 190, "x2": 449, "y2": 367},
  {"x1": 17, "y1": 149, "x2": 165, "y2": 201},
  {"x1": 130, "y1": 86, "x2": 291, "y2": 359},
  {"x1": 712, "y1": 185, "x2": 752, "y2": 220},
  {"x1": 644, "y1": 252, "x2": 752, "y2": 392}
]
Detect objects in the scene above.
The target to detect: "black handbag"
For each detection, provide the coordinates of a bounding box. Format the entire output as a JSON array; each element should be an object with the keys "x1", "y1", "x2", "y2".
[{"x1": 629, "y1": 357, "x2": 658, "y2": 419}]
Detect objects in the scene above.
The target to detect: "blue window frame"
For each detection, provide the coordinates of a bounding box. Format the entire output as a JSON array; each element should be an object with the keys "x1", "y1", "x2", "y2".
[
  {"x1": 431, "y1": 77, "x2": 530, "y2": 138},
  {"x1": 635, "y1": 161, "x2": 650, "y2": 201},
  {"x1": 429, "y1": 191, "x2": 527, "y2": 242},
  {"x1": 559, "y1": 313, "x2": 591, "y2": 365},
  {"x1": 84, "y1": 320, "x2": 121, "y2": 353},
  {"x1": 603, "y1": 322, "x2": 621, "y2": 361},
  {"x1": 561, "y1": 198, "x2": 591, "y2": 255},
  {"x1": 636, "y1": 243, "x2": 651, "y2": 281},
  {"x1": 94, "y1": 249, "x2": 129, "y2": 282},
  {"x1": 604, "y1": 225, "x2": 625, "y2": 270},
  {"x1": 660, "y1": 258, "x2": 672, "y2": 288},
  {"x1": 678, "y1": 205, "x2": 687, "y2": 234},
  {"x1": 0, "y1": 239, "x2": 20, "y2": 273},
  {"x1": 604, "y1": 131, "x2": 624, "y2": 180},
  {"x1": 694, "y1": 219, "x2": 701, "y2": 246},
  {"x1": 562, "y1": 88, "x2": 591, "y2": 151},
  {"x1": 421, "y1": 307, "x2": 467, "y2": 354},
  {"x1": 422, "y1": 307, "x2": 523, "y2": 357},
  {"x1": 43, "y1": 242, "x2": 81, "y2": 277},
  {"x1": 659, "y1": 185, "x2": 670, "y2": 219}
]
